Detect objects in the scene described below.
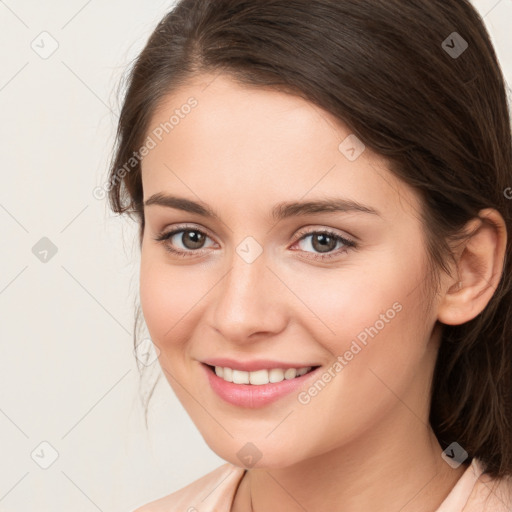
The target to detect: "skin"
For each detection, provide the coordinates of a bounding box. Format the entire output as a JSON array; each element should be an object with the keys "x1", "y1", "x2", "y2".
[{"x1": 137, "y1": 73, "x2": 507, "y2": 511}]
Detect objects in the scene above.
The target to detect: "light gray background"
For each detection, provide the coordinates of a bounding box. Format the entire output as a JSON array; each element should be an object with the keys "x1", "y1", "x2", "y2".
[{"x1": 0, "y1": 1, "x2": 511, "y2": 510}]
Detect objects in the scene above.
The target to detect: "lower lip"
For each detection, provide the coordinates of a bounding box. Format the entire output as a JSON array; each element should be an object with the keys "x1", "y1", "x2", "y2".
[{"x1": 202, "y1": 363, "x2": 320, "y2": 408}]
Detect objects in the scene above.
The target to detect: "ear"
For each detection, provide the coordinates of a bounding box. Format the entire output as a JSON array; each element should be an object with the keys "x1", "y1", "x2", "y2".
[{"x1": 437, "y1": 208, "x2": 507, "y2": 326}]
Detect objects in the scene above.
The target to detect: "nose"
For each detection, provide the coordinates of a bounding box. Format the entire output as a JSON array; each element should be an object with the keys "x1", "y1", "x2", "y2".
[{"x1": 209, "y1": 249, "x2": 288, "y2": 343}]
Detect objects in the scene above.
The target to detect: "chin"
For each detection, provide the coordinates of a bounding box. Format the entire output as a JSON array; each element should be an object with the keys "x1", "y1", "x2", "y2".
[{"x1": 208, "y1": 439, "x2": 307, "y2": 470}]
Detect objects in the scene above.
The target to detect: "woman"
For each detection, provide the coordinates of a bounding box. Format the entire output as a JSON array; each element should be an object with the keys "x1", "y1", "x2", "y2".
[{"x1": 107, "y1": 0, "x2": 512, "y2": 510}]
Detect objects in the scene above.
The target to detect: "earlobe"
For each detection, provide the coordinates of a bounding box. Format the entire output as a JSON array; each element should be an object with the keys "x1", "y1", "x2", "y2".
[{"x1": 437, "y1": 208, "x2": 507, "y2": 326}]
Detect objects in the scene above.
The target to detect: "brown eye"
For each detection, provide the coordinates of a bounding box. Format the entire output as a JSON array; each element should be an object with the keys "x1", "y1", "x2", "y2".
[
  {"x1": 180, "y1": 230, "x2": 206, "y2": 250},
  {"x1": 154, "y1": 227, "x2": 216, "y2": 256},
  {"x1": 293, "y1": 229, "x2": 357, "y2": 261},
  {"x1": 311, "y1": 233, "x2": 338, "y2": 253}
]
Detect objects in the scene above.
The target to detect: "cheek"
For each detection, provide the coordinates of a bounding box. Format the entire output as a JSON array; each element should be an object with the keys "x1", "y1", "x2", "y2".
[
  {"x1": 291, "y1": 251, "x2": 432, "y2": 384},
  {"x1": 290, "y1": 279, "x2": 432, "y2": 454},
  {"x1": 337, "y1": 284, "x2": 432, "y2": 408},
  {"x1": 284, "y1": 262, "x2": 404, "y2": 347},
  {"x1": 139, "y1": 258, "x2": 170, "y2": 340},
  {"x1": 139, "y1": 253, "x2": 201, "y2": 348}
]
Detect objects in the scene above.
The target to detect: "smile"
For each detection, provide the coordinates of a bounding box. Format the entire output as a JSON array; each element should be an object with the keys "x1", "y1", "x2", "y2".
[{"x1": 202, "y1": 363, "x2": 321, "y2": 408}]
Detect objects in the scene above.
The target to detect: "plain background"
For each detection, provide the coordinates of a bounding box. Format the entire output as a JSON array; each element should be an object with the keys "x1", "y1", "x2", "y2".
[{"x1": 0, "y1": 1, "x2": 510, "y2": 510}]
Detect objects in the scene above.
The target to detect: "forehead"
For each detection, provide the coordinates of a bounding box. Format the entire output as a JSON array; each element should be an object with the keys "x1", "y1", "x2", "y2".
[{"x1": 140, "y1": 73, "x2": 421, "y2": 222}]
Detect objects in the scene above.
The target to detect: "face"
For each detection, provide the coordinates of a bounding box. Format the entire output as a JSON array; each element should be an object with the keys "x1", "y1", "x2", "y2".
[{"x1": 139, "y1": 73, "x2": 442, "y2": 469}]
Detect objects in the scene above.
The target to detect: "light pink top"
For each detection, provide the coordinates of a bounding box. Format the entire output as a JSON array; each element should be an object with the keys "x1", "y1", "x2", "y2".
[{"x1": 134, "y1": 458, "x2": 512, "y2": 511}]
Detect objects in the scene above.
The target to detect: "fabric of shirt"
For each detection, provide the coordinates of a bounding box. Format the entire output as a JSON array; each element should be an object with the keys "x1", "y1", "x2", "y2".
[{"x1": 134, "y1": 457, "x2": 512, "y2": 511}]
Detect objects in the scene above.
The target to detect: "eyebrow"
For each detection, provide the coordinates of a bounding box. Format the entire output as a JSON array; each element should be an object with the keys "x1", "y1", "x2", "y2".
[{"x1": 144, "y1": 193, "x2": 381, "y2": 221}]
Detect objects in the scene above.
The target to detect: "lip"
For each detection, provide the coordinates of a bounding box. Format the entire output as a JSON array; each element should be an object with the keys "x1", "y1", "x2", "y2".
[
  {"x1": 201, "y1": 362, "x2": 321, "y2": 408},
  {"x1": 202, "y1": 357, "x2": 319, "y2": 372}
]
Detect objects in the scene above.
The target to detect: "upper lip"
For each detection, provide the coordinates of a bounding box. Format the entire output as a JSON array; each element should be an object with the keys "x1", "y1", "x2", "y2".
[{"x1": 202, "y1": 358, "x2": 319, "y2": 372}]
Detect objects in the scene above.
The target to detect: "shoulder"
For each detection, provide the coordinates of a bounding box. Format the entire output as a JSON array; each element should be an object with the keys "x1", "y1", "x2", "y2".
[
  {"x1": 464, "y1": 460, "x2": 512, "y2": 512},
  {"x1": 132, "y1": 462, "x2": 246, "y2": 512}
]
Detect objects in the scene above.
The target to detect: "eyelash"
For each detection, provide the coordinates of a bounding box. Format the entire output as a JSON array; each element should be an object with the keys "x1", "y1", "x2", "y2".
[{"x1": 153, "y1": 225, "x2": 357, "y2": 261}]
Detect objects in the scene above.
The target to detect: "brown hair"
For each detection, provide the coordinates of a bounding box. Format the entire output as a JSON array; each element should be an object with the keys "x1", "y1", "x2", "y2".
[{"x1": 107, "y1": 0, "x2": 512, "y2": 479}]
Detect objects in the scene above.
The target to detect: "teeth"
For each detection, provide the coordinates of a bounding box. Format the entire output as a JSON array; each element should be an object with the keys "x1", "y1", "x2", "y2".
[
  {"x1": 284, "y1": 368, "x2": 297, "y2": 379},
  {"x1": 232, "y1": 369, "x2": 250, "y2": 384},
  {"x1": 213, "y1": 365, "x2": 312, "y2": 385},
  {"x1": 223, "y1": 367, "x2": 233, "y2": 382},
  {"x1": 249, "y1": 369, "x2": 269, "y2": 385}
]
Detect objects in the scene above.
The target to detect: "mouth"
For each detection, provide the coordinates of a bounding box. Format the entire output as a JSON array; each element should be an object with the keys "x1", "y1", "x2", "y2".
[{"x1": 201, "y1": 362, "x2": 322, "y2": 408}]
